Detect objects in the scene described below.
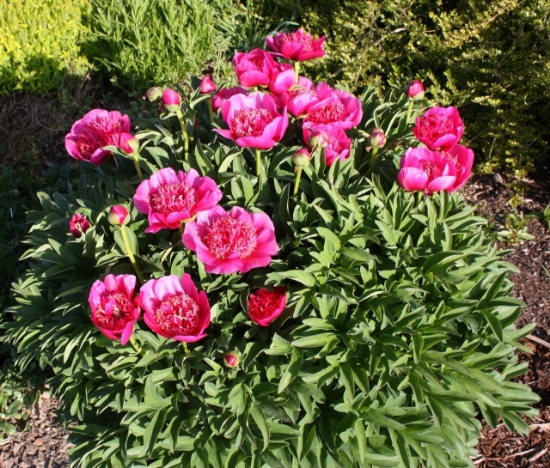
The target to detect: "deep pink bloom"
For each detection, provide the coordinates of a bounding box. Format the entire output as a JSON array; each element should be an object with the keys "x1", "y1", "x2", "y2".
[
  {"x1": 162, "y1": 88, "x2": 181, "y2": 112},
  {"x1": 69, "y1": 213, "x2": 90, "y2": 238},
  {"x1": 397, "y1": 147, "x2": 457, "y2": 195},
  {"x1": 88, "y1": 274, "x2": 141, "y2": 345},
  {"x1": 303, "y1": 123, "x2": 352, "y2": 166},
  {"x1": 413, "y1": 106, "x2": 465, "y2": 151},
  {"x1": 65, "y1": 109, "x2": 132, "y2": 165},
  {"x1": 215, "y1": 92, "x2": 289, "y2": 150},
  {"x1": 134, "y1": 167, "x2": 222, "y2": 233},
  {"x1": 407, "y1": 80, "x2": 425, "y2": 100},
  {"x1": 304, "y1": 83, "x2": 362, "y2": 130},
  {"x1": 138, "y1": 274, "x2": 210, "y2": 343},
  {"x1": 183, "y1": 206, "x2": 279, "y2": 274},
  {"x1": 200, "y1": 76, "x2": 217, "y2": 94},
  {"x1": 268, "y1": 63, "x2": 295, "y2": 94},
  {"x1": 265, "y1": 29, "x2": 326, "y2": 62},
  {"x1": 440, "y1": 143, "x2": 475, "y2": 192},
  {"x1": 108, "y1": 205, "x2": 129, "y2": 226},
  {"x1": 212, "y1": 87, "x2": 247, "y2": 113},
  {"x1": 248, "y1": 287, "x2": 287, "y2": 326},
  {"x1": 281, "y1": 76, "x2": 318, "y2": 117},
  {"x1": 233, "y1": 49, "x2": 278, "y2": 88}
]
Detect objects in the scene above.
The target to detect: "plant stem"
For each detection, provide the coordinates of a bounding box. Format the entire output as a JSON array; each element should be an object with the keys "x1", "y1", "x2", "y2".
[
  {"x1": 179, "y1": 222, "x2": 184, "y2": 238},
  {"x1": 256, "y1": 149, "x2": 262, "y2": 176},
  {"x1": 129, "y1": 335, "x2": 142, "y2": 354},
  {"x1": 177, "y1": 112, "x2": 189, "y2": 159},
  {"x1": 182, "y1": 342, "x2": 189, "y2": 355},
  {"x1": 293, "y1": 166, "x2": 303, "y2": 196},
  {"x1": 369, "y1": 147, "x2": 378, "y2": 168},
  {"x1": 407, "y1": 101, "x2": 413, "y2": 123},
  {"x1": 294, "y1": 62, "x2": 300, "y2": 84},
  {"x1": 207, "y1": 99, "x2": 214, "y2": 124},
  {"x1": 132, "y1": 154, "x2": 143, "y2": 181},
  {"x1": 120, "y1": 227, "x2": 145, "y2": 285}
]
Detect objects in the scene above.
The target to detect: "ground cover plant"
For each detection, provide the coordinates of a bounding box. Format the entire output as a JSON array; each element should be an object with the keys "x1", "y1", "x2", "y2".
[{"x1": 2, "y1": 30, "x2": 540, "y2": 467}]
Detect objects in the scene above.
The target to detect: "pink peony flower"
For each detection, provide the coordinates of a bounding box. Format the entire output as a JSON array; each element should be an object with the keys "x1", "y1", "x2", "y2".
[
  {"x1": 439, "y1": 143, "x2": 475, "y2": 192},
  {"x1": 281, "y1": 76, "x2": 318, "y2": 118},
  {"x1": 212, "y1": 86, "x2": 247, "y2": 113},
  {"x1": 162, "y1": 88, "x2": 181, "y2": 112},
  {"x1": 200, "y1": 76, "x2": 217, "y2": 94},
  {"x1": 134, "y1": 167, "x2": 222, "y2": 233},
  {"x1": 69, "y1": 213, "x2": 90, "y2": 238},
  {"x1": 397, "y1": 147, "x2": 458, "y2": 195},
  {"x1": 407, "y1": 80, "x2": 425, "y2": 100},
  {"x1": 303, "y1": 123, "x2": 352, "y2": 166},
  {"x1": 304, "y1": 82, "x2": 362, "y2": 130},
  {"x1": 413, "y1": 106, "x2": 465, "y2": 151},
  {"x1": 233, "y1": 49, "x2": 278, "y2": 88},
  {"x1": 265, "y1": 29, "x2": 326, "y2": 62},
  {"x1": 267, "y1": 63, "x2": 295, "y2": 95},
  {"x1": 215, "y1": 92, "x2": 289, "y2": 150},
  {"x1": 65, "y1": 109, "x2": 132, "y2": 165},
  {"x1": 248, "y1": 287, "x2": 287, "y2": 326},
  {"x1": 88, "y1": 274, "x2": 141, "y2": 345},
  {"x1": 108, "y1": 205, "x2": 130, "y2": 226},
  {"x1": 182, "y1": 206, "x2": 279, "y2": 274},
  {"x1": 138, "y1": 274, "x2": 210, "y2": 343}
]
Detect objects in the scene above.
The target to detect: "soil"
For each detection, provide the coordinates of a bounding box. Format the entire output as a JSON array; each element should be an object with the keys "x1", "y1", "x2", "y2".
[{"x1": 1, "y1": 167, "x2": 549, "y2": 467}]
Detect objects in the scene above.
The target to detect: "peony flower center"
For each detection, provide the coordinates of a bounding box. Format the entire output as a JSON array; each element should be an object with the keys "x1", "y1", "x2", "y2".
[
  {"x1": 418, "y1": 114, "x2": 455, "y2": 141},
  {"x1": 231, "y1": 109, "x2": 274, "y2": 138},
  {"x1": 203, "y1": 215, "x2": 257, "y2": 259},
  {"x1": 288, "y1": 86, "x2": 315, "y2": 100},
  {"x1": 274, "y1": 32, "x2": 314, "y2": 52},
  {"x1": 249, "y1": 288, "x2": 285, "y2": 319},
  {"x1": 421, "y1": 160, "x2": 443, "y2": 183},
  {"x1": 439, "y1": 151, "x2": 462, "y2": 171},
  {"x1": 75, "y1": 116, "x2": 126, "y2": 159},
  {"x1": 307, "y1": 101, "x2": 346, "y2": 124},
  {"x1": 153, "y1": 293, "x2": 201, "y2": 337},
  {"x1": 149, "y1": 182, "x2": 197, "y2": 216},
  {"x1": 96, "y1": 291, "x2": 134, "y2": 330}
]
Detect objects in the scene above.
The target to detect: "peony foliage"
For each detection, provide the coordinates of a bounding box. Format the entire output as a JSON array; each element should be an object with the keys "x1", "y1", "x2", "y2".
[{"x1": 2, "y1": 32, "x2": 540, "y2": 468}]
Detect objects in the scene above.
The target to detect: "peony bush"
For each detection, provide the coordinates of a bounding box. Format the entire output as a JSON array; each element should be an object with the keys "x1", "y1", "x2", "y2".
[{"x1": 2, "y1": 30, "x2": 539, "y2": 468}]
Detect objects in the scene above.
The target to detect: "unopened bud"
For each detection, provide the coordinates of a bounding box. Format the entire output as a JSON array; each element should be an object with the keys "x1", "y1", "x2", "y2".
[
  {"x1": 108, "y1": 205, "x2": 130, "y2": 226},
  {"x1": 309, "y1": 132, "x2": 326, "y2": 149},
  {"x1": 119, "y1": 133, "x2": 139, "y2": 154},
  {"x1": 292, "y1": 148, "x2": 312, "y2": 167},
  {"x1": 162, "y1": 88, "x2": 181, "y2": 113},
  {"x1": 223, "y1": 352, "x2": 240, "y2": 368},
  {"x1": 369, "y1": 128, "x2": 386, "y2": 148},
  {"x1": 406, "y1": 80, "x2": 425, "y2": 101},
  {"x1": 200, "y1": 76, "x2": 217, "y2": 94},
  {"x1": 146, "y1": 87, "x2": 163, "y2": 102}
]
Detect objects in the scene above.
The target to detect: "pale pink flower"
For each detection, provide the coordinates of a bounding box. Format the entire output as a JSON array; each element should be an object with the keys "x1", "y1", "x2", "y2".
[
  {"x1": 138, "y1": 274, "x2": 210, "y2": 343},
  {"x1": 281, "y1": 76, "x2": 318, "y2": 118},
  {"x1": 68, "y1": 213, "x2": 90, "y2": 238},
  {"x1": 265, "y1": 29, "x2": 326, "y2": 62},
  {"x1": 413, "y1": 106, "x2": 465, "y2": 151},
  {"x1": 304, "y1": 83, "x2": 362, "y2": 130},
  {"x1": 65, "y1": 109, "x2": 132, "y2": 165},
  {"x1": 212, "y1": 87, "x2": 247, "y2": 113},
  {"x1": 200, "y1": 76, "x2": 217, "y2": 94},
  {"x1": 183, "y1": 206, "x2": 279, "y2": 274},
  {"x1": 88, "y1": 274, "x2": 141, "y2": 345},
  {"x1": 233, "y1": 49, "x2": 278, "y2": 88},
  {"x1": 134, "y1": 167, "x2": 222, "y2": 233},
  {"x1": 303, "y1": 123, "x2": 352, "y2": 166},
  {"x1": 215, "y1": 92, "x2": 289, "y2": 150},
  {"x1": 248, "y1": 287, "x2": 287, "y2": 326}
]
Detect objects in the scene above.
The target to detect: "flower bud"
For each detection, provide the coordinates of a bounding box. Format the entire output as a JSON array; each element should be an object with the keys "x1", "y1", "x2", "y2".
[
  {"x1": 223, "y1": 352, "x2": 240, "y2": 368},
  {"x1": 119, "y1": 133, "x2": 139, "y2": 154},
  {"x1": 369, "y1": 128, "x2": 386, "y2": 148},
  {"x1": 308, "y1": 132, "x2": 326, "y2": 149},
  {"x1": 146, "y1": 87, "x2": 163, "y2": 102},
  {"x1": 108, "y1": 205, "x2": 130, "y2": 226},
  {"x1": 292, "y1": 148, "x2": 312, "y2": 167},
  {"x1": 199, "y1": 76, "x2": 217, "y2": 94},
  {"x1": 162, "y1": 88, "x2": 181, "y2": 113},
  {"x1": 407, "y1": 80, "x2": 425, "y2": 101},
  {"x1": 68, "y1": 213, "x2": 90, "y2": 238}
]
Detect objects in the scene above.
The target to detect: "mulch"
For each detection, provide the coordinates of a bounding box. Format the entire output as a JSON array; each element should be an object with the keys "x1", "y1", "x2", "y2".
[{"x1": 1, "y1": 167, "x2": 550, "y2": 467}]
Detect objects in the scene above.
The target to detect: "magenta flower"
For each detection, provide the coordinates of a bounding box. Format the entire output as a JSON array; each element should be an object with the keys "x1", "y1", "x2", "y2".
[
  {"x1": 265, "y1": 29, "x2": 326, "y2": 62},
  {"x1": 215, "y1": 92, "x2": 289, "y2": 150},
  {"x1": 65, "y1": 109, "x2": 132, "y2": 165},
  {"x1": 134, "y1": 167, "x2": 222, "y2": 233},
  {"x1": 304, "y1": 83, "x2": 362, "y2": 130},
  {"x1": 183, "y1": 206, "x2": 279, "y2": 274},
  {"x1": 413, "y1": 106, "x2": 465, "y2": 151},
  {"x1": 248, "y1": 287, "x2": 287, "y2": 326},
  {"x1": 212, "y1": 86, "x2": 247, "y2": 113},
  {"x1": 162, "y1": 88, "x2": 181, "y2": 113},
  {"x1": 88, "y1": 274, "x2": 141, "y2": 345},
  {"x1": 200, "y1": 76, "x2": 217, "y2": 94},
  {"x1": 281, "y1": 77, "x2": 318, "y2": 118},
  {"x1": 397, "y1": 147, "x2": 457, "y2": 195},
  {"x1": 138, "y1": 274, "x2": 210, "y2": 343},
  {"x1": 68, "y1": 213, "x2": 90, "y2": 238},
  {"x1": 233, "y1": 49, "x2": 278, "y2": 88},
  {"x1": 303, "y1": 123, "x2": 352, "y2": 166},
  {"x1": 407, "y1": 80, "x2": 425, "y2": 100},
  {"x1": 440, "y1": 143, "x2": 475, "y2": 192},
  {"x1": 267, "y1": 63, "x2": 295, "y2": 94}
]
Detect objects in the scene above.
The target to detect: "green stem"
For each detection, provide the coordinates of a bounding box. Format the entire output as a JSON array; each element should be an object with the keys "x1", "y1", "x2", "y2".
[
  {"x1": 207, "y1": 99, "x2": 214, "y2": 124},
  {"x1": 293, "y1": 166, "x2": 303, "y2": 197},
  {"x1": 129, "y1": 335, "x2": 142, "y2": 354},
  {"x1": 177, "y1": 112, "x2": 189, "y2": 159},
  {"x1": 132, "y1": 154, "x2": 143, "y2": 181},
  {"x1": 294, "y1": 62, "x2": 300, "y2": 84},
  {"x1": 182, "y1": 342, "x2": 189, "y2": 355},
  {"x1": 369, "y1": 147, "x2": 379, "y2": 168},
  {"x1": 407, "y1": 101, "x2": 413, "y2": 123},
  {"x1": 179, "y1": 222, "x2": 184, "y2": 238},
  {"x1": 256, "y1": 149, "x2": 262, "y2": 176},
  {"x1": 120, "y1": 227, "x2": 145, "y2": 285}
]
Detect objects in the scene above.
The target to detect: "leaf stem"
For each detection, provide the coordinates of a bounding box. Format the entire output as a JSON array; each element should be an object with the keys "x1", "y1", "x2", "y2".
[
  {"x1": 369, "y1": 147, "x2": 378, "y2": 168},
  {"x1": 293, "y1": 166, "x2": 303, "y2": 197},
  {"x1": 294, "y1": 62, "x2": 300, "y2": 84},
  {"x1": 120, "y1": 227, "x2": 145, "y2": 285},
  {"x1": 256, "y1": 149, "x2": 262, "y2": 176},
  {"x1": 182, "y1": 342, "x2": 190, "y2": 355},
  {"x1": 177, "y1": 111, "x2": 189, "y2": 159},
  {"x1": 179, "y1": 222, "x2": 184, "y2": 238},
  {"x1": 207, "y1": 99, "x2": 214, "y2": 124},
  {"x1": 132, "y1": 154, "x2": 143, "y2": 181}
]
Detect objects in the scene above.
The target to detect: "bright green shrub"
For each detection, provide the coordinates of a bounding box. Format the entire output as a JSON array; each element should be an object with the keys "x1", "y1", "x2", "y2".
[
  {"x1": 256, "y1": 0, "x2": 550, "y2": 181},
  {"x1": 0, "y1": 0, "x2": 90, "y2": 95}
]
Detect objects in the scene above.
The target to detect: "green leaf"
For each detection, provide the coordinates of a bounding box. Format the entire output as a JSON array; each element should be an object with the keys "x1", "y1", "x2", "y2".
[
  {"x1": 250, "y1": 405, "x2": 270, "y2": 451},
  {"x1": 292, "y1": 333, "x2": 337, "y2": 349},
  {"x1": 140, "y1": 407, "x2": 169, "y2": 457},
  {"x1": 269, "y1": 270, "x2": 317, "y2": 287}
]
